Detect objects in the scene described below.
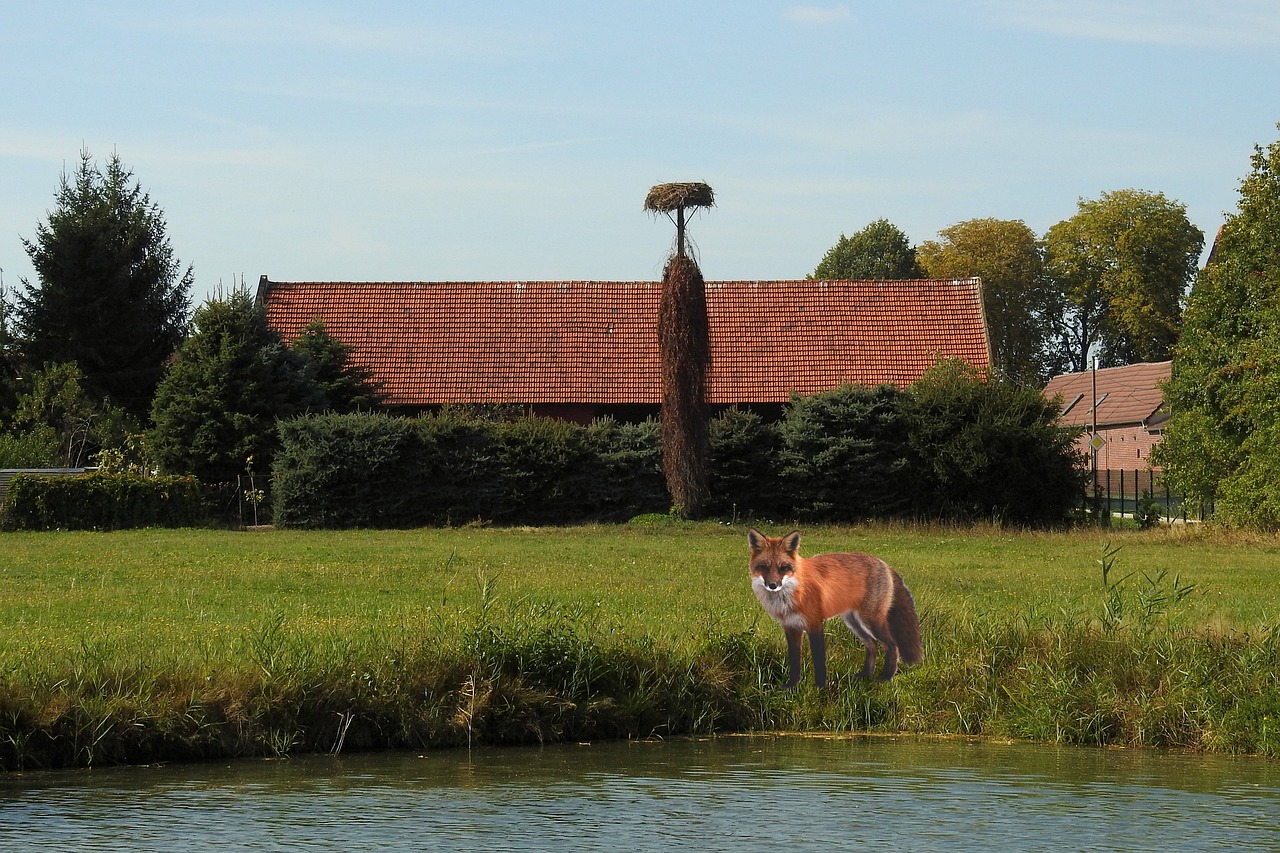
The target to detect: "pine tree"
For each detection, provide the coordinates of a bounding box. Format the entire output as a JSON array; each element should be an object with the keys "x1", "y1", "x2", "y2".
[
  {"x1": 16, "y1": 150, "x2": 192, "y2": 419},
  {"x1": 150, "y1": 289, "x2": 322, "y2": 482},
  {"x1": 288, "y1": 319, "x2": 383, "y2": 412}
]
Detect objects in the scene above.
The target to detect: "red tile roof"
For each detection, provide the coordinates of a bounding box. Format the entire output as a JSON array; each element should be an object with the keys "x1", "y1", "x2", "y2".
[
  {"x1": 1043, "y1": 361, "x2": 1171, "y2": 428},
  {"x1": 259, "y1": 278, "x2": 992, "y2": 407}
]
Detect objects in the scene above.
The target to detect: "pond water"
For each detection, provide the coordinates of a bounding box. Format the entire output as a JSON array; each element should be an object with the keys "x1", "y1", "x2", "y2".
[{"x1": 2, "y1": 736, "x2": 1277, "y2": 851}]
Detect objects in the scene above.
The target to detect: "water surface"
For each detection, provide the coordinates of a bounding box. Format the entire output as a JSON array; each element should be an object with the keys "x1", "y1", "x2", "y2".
[{"x1": 2, "y1": 736, "x2": 1277, "y2": 851}]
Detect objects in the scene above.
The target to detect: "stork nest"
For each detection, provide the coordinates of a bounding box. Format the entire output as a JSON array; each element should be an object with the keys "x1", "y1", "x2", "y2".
[{"x1": 644, "y1": 182, "x2": 715, "y2": 212}]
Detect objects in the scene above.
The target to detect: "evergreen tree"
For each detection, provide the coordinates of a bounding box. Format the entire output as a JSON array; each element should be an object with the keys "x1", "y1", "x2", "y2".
[
  {"x1": 901, "y1": 359, "x2": 1087, "y2": 524},
  {"x1": 777, "y1": 383, "x2": 912, "y2": 520},
  {"x1": 0, "y1": 286, "x2": 20, "y2": 423},
  {"x1": 288, "y1": 319, "x2": 383, "y2": 412},
  {"x1": 150, "y1": 289, "x2": 322, "y2": 482},
  {"x1": 16, "y1": 150, "x2": 192, "y2": 420}
]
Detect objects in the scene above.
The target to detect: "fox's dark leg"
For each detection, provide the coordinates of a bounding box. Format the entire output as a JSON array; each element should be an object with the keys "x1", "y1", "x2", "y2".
[
  {"x1": 784, "y1": 627, "x2": 804, "y2": 688},
  {"x1": 841, "y1": 612, "x2": 880, "y2": 680},
  {"x1": 877, "y1": 637, "x2": 900, "y2": 681},
  {"x1": 807, "y1": 628, "x2": 827, "y2": 688},
  {"x1": 864, "y1": 619, "x2": 900, "y2": 681}
]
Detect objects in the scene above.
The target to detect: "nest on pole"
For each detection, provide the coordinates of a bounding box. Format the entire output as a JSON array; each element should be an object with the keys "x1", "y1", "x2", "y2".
[
  {"x1": 645, "y1": 182, "x2": 715, "y2": 259},
  {"x1": 643, "y1": 182, "x2": 715, "y2": 213}
]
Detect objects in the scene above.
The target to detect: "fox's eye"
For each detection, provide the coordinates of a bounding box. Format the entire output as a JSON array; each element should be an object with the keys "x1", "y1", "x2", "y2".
[{"x1": 778, "y1": 562, "x2": 793, "y2": 575}]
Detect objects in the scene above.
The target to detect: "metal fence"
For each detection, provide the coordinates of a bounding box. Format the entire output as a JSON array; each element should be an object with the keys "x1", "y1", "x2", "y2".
[{"x1": 1090, "y1": 468, "x2": 1211, "y2": 523}]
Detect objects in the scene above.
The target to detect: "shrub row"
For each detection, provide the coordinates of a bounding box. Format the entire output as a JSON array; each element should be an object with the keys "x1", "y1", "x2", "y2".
[
  {"x1": 274, "y1": 362, "x2": 1088, "y2": 529},
  {"x1": 3, "y1": 471, "x2": 210, "y2": 531},
  {"x1": 273, "y1": 411, "x2": 666, "y2": 528}
]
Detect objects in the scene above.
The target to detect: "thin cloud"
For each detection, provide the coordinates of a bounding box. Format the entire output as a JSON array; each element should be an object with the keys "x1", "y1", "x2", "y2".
[
  {"x1": 783, "y1": 5, "x2": 853, "y2": 25},
  {"x1": 121, "y1": 11, "x2": 532, "y2": 59},
  {"x1": 986, "y1": 0, "x2": 1280, "y2": 48}
]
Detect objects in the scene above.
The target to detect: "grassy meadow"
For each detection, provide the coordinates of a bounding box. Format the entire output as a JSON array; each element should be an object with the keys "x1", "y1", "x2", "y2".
[{"x1": 2, "y1": 522, "x2": 1278, "y2": 769}]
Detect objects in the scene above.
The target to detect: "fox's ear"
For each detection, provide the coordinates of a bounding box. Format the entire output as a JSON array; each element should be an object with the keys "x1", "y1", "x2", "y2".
[
  {"x1": 783, "y1": 530, "x2": 801, "y2": 555},
  {"x1": 747, "y1": 528, "x2": 765, "y2": 553}
]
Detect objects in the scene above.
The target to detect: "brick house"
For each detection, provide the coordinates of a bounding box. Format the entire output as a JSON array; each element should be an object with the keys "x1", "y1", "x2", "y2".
[
  {"x1": 258, "y1": 276, "x2": 993, "y2": 421},
  {"x1": 1043, "y1": 361, "x2": 1171, "y2": 470}
]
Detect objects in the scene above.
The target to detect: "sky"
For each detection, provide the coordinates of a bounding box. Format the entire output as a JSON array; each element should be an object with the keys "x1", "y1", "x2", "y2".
[{"x1": 3, "y1": 1, "x2": 1279, "y2": 307}]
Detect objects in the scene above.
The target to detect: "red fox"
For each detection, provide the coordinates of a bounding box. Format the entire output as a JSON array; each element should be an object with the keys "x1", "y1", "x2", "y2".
[{"x1": 748, "y1": 528, "x2": 922, "y2": 687}]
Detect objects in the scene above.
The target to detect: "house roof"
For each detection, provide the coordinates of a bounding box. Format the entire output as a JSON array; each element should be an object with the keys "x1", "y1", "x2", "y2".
[
  {"x1": 1043, "y1": 361, "x2": 1171, "y2": 429},
  {"x1": 259, "y1": 278, "x2": 992, "y2": 407}
]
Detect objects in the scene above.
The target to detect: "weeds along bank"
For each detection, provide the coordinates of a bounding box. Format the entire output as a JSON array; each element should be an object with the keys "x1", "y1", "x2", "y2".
[{"x1": 1, "y1": 525, "x2": 1277, "y2": 770}]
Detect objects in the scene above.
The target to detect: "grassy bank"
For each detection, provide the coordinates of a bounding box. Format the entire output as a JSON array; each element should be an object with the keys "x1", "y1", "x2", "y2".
[{"x1": 2, "y1": 523, "x2": 1278, "y2": 769}]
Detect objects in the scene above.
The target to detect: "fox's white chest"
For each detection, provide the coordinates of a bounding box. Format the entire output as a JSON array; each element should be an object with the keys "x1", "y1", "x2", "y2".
[{"x1": 752, "y1": 575, "x2": 807, "y2": 630}]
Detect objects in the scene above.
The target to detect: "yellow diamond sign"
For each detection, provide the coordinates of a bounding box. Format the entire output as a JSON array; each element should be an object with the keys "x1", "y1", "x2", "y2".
[{"x1": 1089, "y1": 433, "x2": 1106, "y2": 451}]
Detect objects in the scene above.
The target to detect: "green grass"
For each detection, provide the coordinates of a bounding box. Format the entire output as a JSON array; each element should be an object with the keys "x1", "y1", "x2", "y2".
[{"x1": 2, "y1": 522, "x2": 1278, "y2": 769}]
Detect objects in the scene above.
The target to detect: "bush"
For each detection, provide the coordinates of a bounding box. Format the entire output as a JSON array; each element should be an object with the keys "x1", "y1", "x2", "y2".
[
  {"x1": 0, "y1": 426, "x2": 62, "y2": 468},
  {"x1": 901, "y1": 359, "x2": 1089, "y2": 525},
  {"x1": 270, "y1": 368, "x2": 1090, "y2": 529},
  {"x1": 706, "y1": 407, "x2": 785, "y2": 521},
  {"x1": 4, "y1": 471, "x2": 209, "y2": 531},
  {"x1": 776, "y1": 384, "x2": 912, "y2": 521},
  {"x1": 560, "y1": 418, "x2": 666, "y2": 522},
  {"x1": 272, "y1": 412, "x2": 667, "y2": 529},
  {"x1": 273, "y1": 413, "x2": 424, "y2": 529}
]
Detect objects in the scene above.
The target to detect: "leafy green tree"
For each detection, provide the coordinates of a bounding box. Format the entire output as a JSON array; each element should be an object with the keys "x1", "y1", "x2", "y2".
[
  {"x1": 1044, "y1": 189, "x2": 1202, "y2": 371},
  {"x1": 15, "y1": 150, "x2": 192, "y2": 419},
  {"x1": 288, "y1": 319, "x2": 383, "y2": 412},
  {"x1": 811, "y1": 219, "x2": 922, "y2": 280},
  {"x1": 11, "y1": 361, "x2": 129, "y2": 467},
  {"x1": 917, "y1": 218, "x2": 1060, "y2": 385},
  {"x1": 150, "y1": 289, "x2": 323, "y2": 482},
  {"x1": 1154, "y1": 127, "x2": 1280, "y2": 527}
]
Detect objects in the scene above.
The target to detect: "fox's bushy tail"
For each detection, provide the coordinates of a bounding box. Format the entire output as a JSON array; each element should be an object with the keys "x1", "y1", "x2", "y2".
[{"x1": 889, "y1": 571, "x2": 923, "y2": 665}]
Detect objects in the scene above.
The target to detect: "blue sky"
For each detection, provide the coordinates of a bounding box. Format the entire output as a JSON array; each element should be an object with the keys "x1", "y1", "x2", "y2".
[{"x1": 3, "y1": 1, "x2": 1279, "y2": 305}]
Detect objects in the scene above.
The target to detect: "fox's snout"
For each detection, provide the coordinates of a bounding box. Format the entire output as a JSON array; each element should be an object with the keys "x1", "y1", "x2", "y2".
[{"x1": 752, "y1": 569, "x2": 792, "y2": 593}]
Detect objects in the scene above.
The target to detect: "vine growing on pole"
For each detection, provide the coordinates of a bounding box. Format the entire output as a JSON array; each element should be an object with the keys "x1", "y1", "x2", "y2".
[{"x1": 645, "y1": 182, "x2": 715, "y2": 518}]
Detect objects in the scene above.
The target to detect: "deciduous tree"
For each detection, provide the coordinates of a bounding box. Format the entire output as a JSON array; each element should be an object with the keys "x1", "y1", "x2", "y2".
[
  {"x1": 811, "y1": 219, "x2": 921, "y2": 280},
  {"x1": 1154, "y1": 127, "x2": 1280, "y2": 527},
  {"x1": 1044, "y1": 189, "x2": 1202, "y2": 371},
  {"x1": 917, "y1": 218, "x2": 1059, "y2": 385}
]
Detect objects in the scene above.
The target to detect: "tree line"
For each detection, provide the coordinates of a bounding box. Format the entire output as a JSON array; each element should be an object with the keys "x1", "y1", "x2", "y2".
[
  {"x1": 2, "y1": 129, "x2": 1279, "y2": 528},
  {"x1": 810, "y1": 195, "x2": 1204, "y2": 387}
]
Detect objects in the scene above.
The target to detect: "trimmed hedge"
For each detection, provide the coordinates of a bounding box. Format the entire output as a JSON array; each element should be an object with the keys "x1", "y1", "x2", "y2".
[
  {"x1": 273, "y1": 366, "x2": 1086, "y2": 529},
  {"x1": 272, "y1": 412, "x2": 667, "y2": 529},
  {"x1": 4, "y1": 471, "x2": 210, "y2": 531}
]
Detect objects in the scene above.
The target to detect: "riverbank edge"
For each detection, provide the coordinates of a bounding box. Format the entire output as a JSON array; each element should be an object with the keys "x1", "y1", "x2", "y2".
[{"x1": 4, "y1": 612, "x2": 1278, "y2": 771}]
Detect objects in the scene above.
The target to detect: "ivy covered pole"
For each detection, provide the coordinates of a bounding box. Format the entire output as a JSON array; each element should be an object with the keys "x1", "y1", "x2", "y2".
[{"x1": 645, "y1": 182, "x2": 715, "y2": 519}]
